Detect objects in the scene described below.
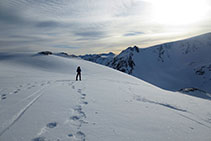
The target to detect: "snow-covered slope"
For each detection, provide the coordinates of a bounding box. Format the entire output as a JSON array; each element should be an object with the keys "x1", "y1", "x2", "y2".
[
  {"x1": 108, "y1": 33, "x2": 211, "y2": 98},
  {"x1": 0, "y1": 53, "x2": 211, "y2": 141}
]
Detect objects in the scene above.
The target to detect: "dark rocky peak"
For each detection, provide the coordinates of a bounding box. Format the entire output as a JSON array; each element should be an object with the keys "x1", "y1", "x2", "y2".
[
  {"x1": 57, "y1": 52, "x2": 69, "y2": 56},
  {"x1": 108, "y1": 46, "x2": 138, "y2": 74},
  {"x1": 38, "y1": 51, "x2": 53, "y2": 55},
  {"x1": 121, "y1": 46, "x2": 140, "y2": 54},
  {"x1": 100, "y1": 52, "x2": 115, "y2": 57}
]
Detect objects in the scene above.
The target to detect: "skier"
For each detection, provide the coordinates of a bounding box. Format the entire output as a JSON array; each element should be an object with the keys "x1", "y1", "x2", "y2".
[{"x1": 76, "y1": 66, "x2": 81, "y2": 81}]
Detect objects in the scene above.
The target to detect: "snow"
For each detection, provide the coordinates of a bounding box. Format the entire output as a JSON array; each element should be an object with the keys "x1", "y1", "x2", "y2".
[
  {"x1": 0, "y1": 53, "x2": 211, "y2": 141},
  {"x1": 107, "y1": 33, "x2": 211, "y2": 97}
]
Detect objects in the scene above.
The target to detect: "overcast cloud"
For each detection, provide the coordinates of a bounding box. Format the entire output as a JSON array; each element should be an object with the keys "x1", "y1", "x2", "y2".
[{"x1": 0, "y1": 0, "x2": 210, "y2": 54}]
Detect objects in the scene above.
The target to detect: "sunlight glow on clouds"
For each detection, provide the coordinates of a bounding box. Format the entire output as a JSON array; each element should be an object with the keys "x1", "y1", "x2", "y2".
[
  {"x1": 150, "y1": 0, "x2": 210, "y2": 26},
  {"x1": 0, "y1": 0, "x2": 210, "y2": 54}
]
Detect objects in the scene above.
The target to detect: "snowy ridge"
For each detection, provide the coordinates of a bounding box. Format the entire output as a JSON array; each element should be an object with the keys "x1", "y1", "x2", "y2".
[
  {"x1": 0, "y1": 52, "x2": 211, "y2": 141},
  {"x1": 106, "y1": 33, "x2": 211, "y2": 99},
  {"x1": 79, "y1": 52, "x2": 115, "y2": 66}
]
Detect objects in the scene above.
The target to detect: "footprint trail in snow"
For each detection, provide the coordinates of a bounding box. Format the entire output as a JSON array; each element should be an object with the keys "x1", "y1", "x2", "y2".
[{"x1": 67, "y1": 84, "x2": 88, "y2": 141}]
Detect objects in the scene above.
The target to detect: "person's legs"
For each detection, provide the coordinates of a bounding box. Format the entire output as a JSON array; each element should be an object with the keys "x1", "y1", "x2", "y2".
[
  {"x1": 79, "y1": 73, "x2": 81, "y2": 81},
  {"x1": 76, "y1": 73, "x2": 79, "y2": 81}
]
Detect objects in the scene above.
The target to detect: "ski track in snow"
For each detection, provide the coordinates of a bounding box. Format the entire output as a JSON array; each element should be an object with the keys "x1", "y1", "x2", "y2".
[
  {"x1": 134, "y1": 95, "x2": 187, "y2": 112},
  {"x1": 0, "y1": 84, "x2": 49, "y2": 137},
  {"x1": 134, "y1": 95, "x2": 211, "y2": 129},
  {"x1": 0, "y1": 81, "x2": 48, "y2": 102},
  {"x1": 178, "y1": 113, "x2": 211, "y2": 129},
  {"x1": 0, "y1": 81, "x2": 50, "y2": 115},
  {"x1": 32, "y1": 80, "x2": 88, "y2": 141}
]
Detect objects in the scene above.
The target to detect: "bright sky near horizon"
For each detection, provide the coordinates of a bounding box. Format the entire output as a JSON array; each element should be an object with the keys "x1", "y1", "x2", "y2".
[{"x1": 0, "y1": 0, "x2": 210, "y2": 54}]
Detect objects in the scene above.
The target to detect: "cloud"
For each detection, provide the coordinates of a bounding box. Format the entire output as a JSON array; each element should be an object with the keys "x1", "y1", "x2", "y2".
[
  {"x1": 74, "y1": 31, "x2": 107, "y2": 40},
  {"x1": 124, "y1": 32, "x2": 145, "y2": 37},
  {"x1": 0, "y1": 5, "x2": 28, "y2": 25},
  {"x1": 114, "y1": 0, "x2": 151, "y2": 17},
  {"x1": 53, "y1": 45, "x2": 81, "y2": 49},
  {"x1": 36, "y1": 21, "x2": 60, "y2": 28},
  {"x1": 0, "y1": 0, "x2": 210, "y2": 54}
]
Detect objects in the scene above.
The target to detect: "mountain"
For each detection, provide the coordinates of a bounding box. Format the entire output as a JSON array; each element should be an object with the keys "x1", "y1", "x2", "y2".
[
  {"x1": 38, "y1": 51, "x2": 78, "y2": 58},
  {"x1": 79, "y1": 52, "x2": 115, "y2": 66},
  {"x1": 108, "y1": 46, "x2": 139, "y2": 74},
  {"x1": 1, "y1": 52, "x2": 211, "y2": 141},
  {"x1": 106, "y1": 33, "x2": 211, "y2": 98}
]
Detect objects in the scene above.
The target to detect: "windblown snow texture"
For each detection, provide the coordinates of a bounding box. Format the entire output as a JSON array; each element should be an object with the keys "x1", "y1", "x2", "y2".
[{"x1": 0, "y1": 52, "x2": 211, "y2": 141}]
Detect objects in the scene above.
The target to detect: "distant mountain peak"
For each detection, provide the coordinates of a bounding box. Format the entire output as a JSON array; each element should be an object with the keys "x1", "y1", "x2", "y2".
[
  {"x1": 79, "y1": 33, "x2": 211, "y2": 99},
  {"x1": 79, "y1": 52, "x2": 115, "y2": 66},
  {"x1": 121, "y1": 46, "x2": 140, "y2": 54}
]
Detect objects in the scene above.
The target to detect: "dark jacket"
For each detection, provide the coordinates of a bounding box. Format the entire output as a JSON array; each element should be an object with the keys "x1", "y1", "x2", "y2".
[{"x1": 77, "y1": 67, "x2": 81, "y2": 73}]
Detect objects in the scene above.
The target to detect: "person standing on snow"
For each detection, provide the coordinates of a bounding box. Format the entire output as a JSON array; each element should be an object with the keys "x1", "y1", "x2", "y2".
[{"x1": 76, "y1": 66, "x2": 81, "y2": 81}]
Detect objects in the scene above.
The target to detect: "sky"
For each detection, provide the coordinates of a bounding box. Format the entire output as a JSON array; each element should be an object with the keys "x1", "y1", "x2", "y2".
[{"x1": 0, "y1": 0, "x2": 211, "y2": 55}]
